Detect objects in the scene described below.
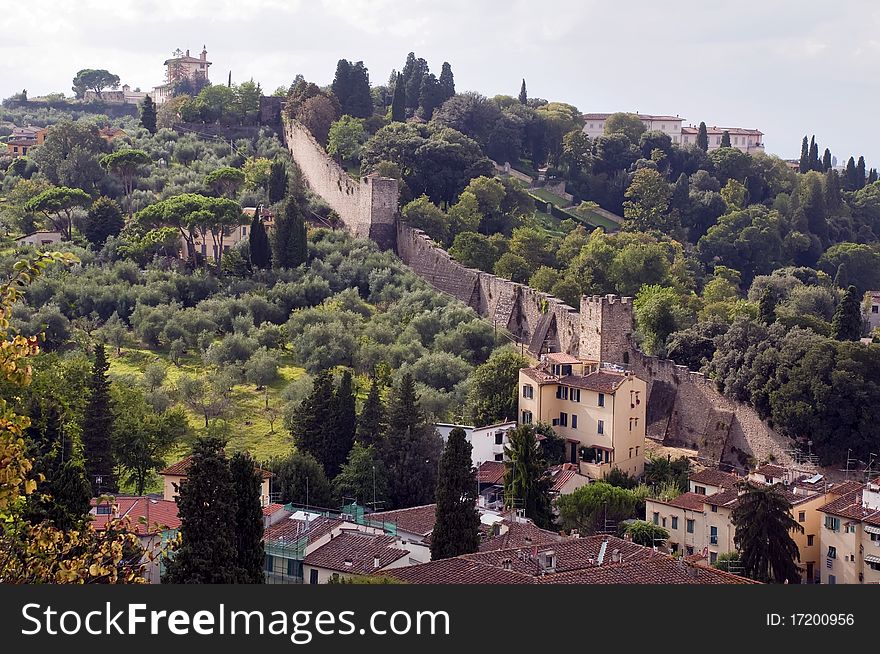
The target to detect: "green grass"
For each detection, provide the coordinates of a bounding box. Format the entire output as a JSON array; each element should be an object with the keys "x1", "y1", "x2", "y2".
[{"x1": 529, "y1": 188, "x2": 570, "y2": 208}]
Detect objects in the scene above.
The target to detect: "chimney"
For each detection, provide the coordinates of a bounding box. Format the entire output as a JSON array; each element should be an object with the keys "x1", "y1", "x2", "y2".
[
  {"x1": 597, "y1": 538, "x2": 608, "y2": 565},
  {"x1": 501, "y1": 558, "x2": 512, "y2": 571},
  {"x1": 186, "y1": 49, "x2": 190, "y2": 57},
  {"x1": 373, "y1": 555, "x2": 380, "y2": 569},
  {"x1": 201, "y1": 45, "x2": 207, "y2": 61}
]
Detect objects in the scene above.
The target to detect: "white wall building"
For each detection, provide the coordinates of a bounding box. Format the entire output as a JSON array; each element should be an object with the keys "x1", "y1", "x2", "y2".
[
  {"x1": 582, "y1": 113, "x2": 684, "y2": 144},
  {"x1": 435, "y1": 421, "x2": 517, "y2": 466},
  {"x1": 680, "y1": 125, "x2": 764, "y2": 153}
]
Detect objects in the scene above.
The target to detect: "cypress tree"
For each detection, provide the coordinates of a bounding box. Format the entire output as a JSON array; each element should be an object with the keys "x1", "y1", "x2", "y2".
[
  {"x1": 400, "y1": 52, "x2": 416, "y2": 108},
  {"x1": 230, "y1": 451, "x2": 265, "y2": 583},
  {"x1": 431, "y1": 427, "x2": 480, "y2": 559},
  {"x1": 856, "y1": 156, "x2": 866, "y2": 189},
  {"x1": 809, "y1": 135, "x2": 820, "y2": 171},
  {"x1": 348, "y1": 61, "x2": 374, "y2": 119},
  {"x1": 670, "y1": 172, "x2": 690, "y2": 217},
  {"x1": 697, "y1": 122, "x2": 709, "y2": 152},
  {"x1": 439, "y1": 62, "x2": 455, "y2": 102},
  {"x1": 503, "y1": 424, "x2": 554, "y2": 529},
  {"x1": 823, "y1": 169, "x2": 842, "y2": 214},
  {"x1": 869, "y1": 168, "x2": 878, "y2": 185},
  {"x1": 720, "y1": 130, "x2": 731, "y2": 148},
  {"x1": 404, "y1": 57, "x2": 428, "y2": 111},
  {"x1": 834, "y1": 262, "x2": 849, "y2": 289},
  {"x1": 271, "y1": 193, "x2": 308, "y2": 268},
  {"x1": 290, "y1": 370, "x2": 335, "y2": 472},
  {"x1": 163, "y1": 438, "x2": 240, "y2": 583},
  {"x1": 798, "y1": 136, "x2": 810, "y2": 173},
  {"x1": 248, "y1": 209, "x2": 271, "y2": 269},
  {"x1": 356, "y1": 376, "x2": 385, "y2": 447},
  {"x1": 140, "y1": 95, "x2": 157, "y2": 134},
  {"x1": 844, "y1": 156, "x2": 858, "y2": 191},
  {"x1": 330, "y1": 59, "x2": 352, "y2": 113},
  {"x1": 758, "y1": 286, "x2": 776, "y2": 325},
  {"x1": 831, "y1": 285, "x2": 863, "y2": 341},
  {"x1": 390, "y1": 72, "x2": 406, "y2": 123},
  {"x1": 267, "y1": 159, "x2": 287, "y2": 204},
  {"x1": 822, "y1": 148, "x2": 832, "y2": 172},
  {"x1": 518, "y1": 78, "x2": 527, "y2": 105},
  {"x1": 82, "y1": 344, "x2": 117, "y2": 495},
  {"x1": 417, "y1": 73, "x2": 444, "y2": 120},
  {"x1": 328, "y1": 370, "x2": 357, "y2": 479}
]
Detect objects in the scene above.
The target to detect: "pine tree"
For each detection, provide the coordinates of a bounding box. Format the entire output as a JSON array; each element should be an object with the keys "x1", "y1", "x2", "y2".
[
  {"x1": 248, "y1": 210, "x2": 271, "y2": 269},
  {"x1": 163, "y1": 438, "x2": 241, "y2": 583},
  {"x1": 328, "y1": 370, "x2": 357, "y2": 479},
  {"x1": 267, "y1": 159, "x2": 287, "y2": 204},
  {"x1": 831, "y1": 285, "x2": 863, "y2": 341},
  {"x1": 844, "y1": 156, "x2": 858, "y2": 191},
  {"x1": 404, "y1": 57, "x2": 428, "y2": 111},
  {"x1": 431, "y1": 427, "x2": 480, "y2": 559},
  {"x1": 720, "y1": 130, "x2": 731, "y2": 148},
  {"x1": 82, "y1": 344, "x2": 116, "y2": 495},
  {"x1": 332, "y1": 442, "x2": 388, "y2": 510},
  {"x1": 230, "y1": 451, "x2": 265, "y2": 583},
  {"x1": 732, "y1": 484, "x2": 803, "y2": 583},
  {"x1": 347, "y1": 61, "x2": 374, "y2": 119},
  {"x1": 518, "y1": 78, "x2": 527, "y2": 105},
  {"x1": 438, "y1": 62, "x2": 455, "y2": 102},
  {"x1": 696, "y1": 122, "x2": 709, "y2": 152},
  {"x1": 503, "y1": 424, "x2": 554, "y2": 529},
  {"x1": 856, "y1": 156, "x2": 866, "y2": 189},
  {"x1": 809, "y1": 135, "x2": 820, "y2": 171},
  {"x1": 390, "y1": 72, "x2": 406, "y2": 123},
  {"x1": 290, "y1": 370, "x2": 335, "y2": 471},
  {"x1": 822, "y1": 148, "x2": 832, "y2": 172},
  {"x1": 758, "y1": 286, "x2": 776, "y2": 325},
  {"x1": 356, "y1": 377, "x2": 385, "y2": 446},
  {"x1": 798, "y1": 136, "x2": 810, "y2": 173},
  {"x1": 381, "y1": 373, "x2": 442, "y2": 509},
  {"x1": 271, "y1": 193, "x2": 308, "y2": 268},
  {"x1": 140, "y1": 95, "x2": 157, "y2": 134}
]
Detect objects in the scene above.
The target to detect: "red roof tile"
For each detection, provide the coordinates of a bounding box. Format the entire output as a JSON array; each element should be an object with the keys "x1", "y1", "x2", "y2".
[
  {"x1": 476, "y1": 461, "x2": 506, "y2": 486},
  {"x1": 703, "y1": 488, "x2": 741, "y2": 508},
  {"x1": 667, "y1": 492, "x2": 707, "y2": 511},
  {"x1": 369, "y1": 504, "x2": 437, "y2": 537},
  {"x1": 690, "y1": 468, "x2": 741, "y2": 488},
  {"x1": 536, "y1": 556, "x2": 759, "y2": 584},
  {"x1": 262, "y1": 503, "x2": 286, "y2": 517},
  {"x1": 470, "y1": 535, "x2": 651, "y2": 574},
  {"x1": 383, "y1": 558, "x2": 534, "y2": 584},
  {"x1": 304, "y1": 533, "x2": 408, "y2": 574},
  {"x1": 264, "y1": 516, "x2": 342, "y2": 544},
  {"x1": 161, "y1": 454, "x2": 272, "y2": 479},
  {"x1": 818, "y1": 485, "x2": 880, "y2": 526},
  {"x1": 753, "y1": 464, "x2": 787, "y2": 478},
  {"x1": 91, "y1": 496, "x2": 180, "y2": 535},
  {"x1": 478, "y1": 519, "x2": 564, "y2": 552}
]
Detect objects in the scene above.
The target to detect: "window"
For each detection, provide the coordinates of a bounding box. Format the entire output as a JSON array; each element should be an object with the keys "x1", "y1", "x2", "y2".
[
  {"x1": 871, "y1": 532, "x2": 880, "y2": 543},
  {"x1": 571, "y1": 414, "x2": 578, "y2": 429},
  {"x1": 556, "y1": 386, "x2": 569, "y2": 400},
  {"x1": 96, "y1": 505, "x2": 112, "y2": 515},
  {"x1": 598, "y1": 393, "x2": 605, "y2": 407},
  {"x1": 495, "y1": 432, "x2": 504, "y2": 445},
  {"x1": 845, "y1": 523, "x2": 856, "y2": 534},
  {"x1": 494, "y1": 453, "x2": 504, "y2": 462},
  {"x1": 710, "y1": 526, "x2": 718, "y2": 545},
  {"x1": 521, "y1": 410, "x2": 533, "y2": 424},
  {"x1": 597, "y1": 419, "x2": 604, "y2": 434},
  {"x1": 652, "y1": 512, "x2": 659, "y2": 525},
  {"x1": 686, "y1": 519, "x2": 695, "y2": 534},
  {"x1": 671, "y1": 517, "x2": 678, "y2": 530},
  {"x1": 711, "y1": 505, "x2": 717, "y2": 513},
  {"x1": 686, "y1": 545, "x2": 694, "y2": 555},
  {"x1": 287, "y1": 559, "x2": 302, "y2": 578},
  {"x1": 798, "y1": 511, "x2": 806, "y2": 523},
  {"x1": 309, "y1": 569, "x2": 319, "y2": 584},
  {"x1": 828, "y1": 574, "x2": 836, "y2": 584},
  {"x1": 629, "y1": 447, "x2": 633, "y2": 459},
  {"x1": 635, "y1": 447, "x2": 639, "y2": 456},
  {"x1": 265, "y1": 555, "x2": 274, "y2": 573},
  {"x1": 709, "y1": 551, "x2": 718, "y2": 564},
  {"x1": 807, "y1": 535, "x2": 814, "y2": 546},
  {"x1": 571, "y1": 388, "x2": 581, "y2": 402},
  {"x1": 694, "y1": 485, "x2": 707, "y2": 495},
  {"x1": 869, "y1": 561, "x2": 880, "y2": 572},
  {"x1": 661, "y1": 517, "x2": 667, "y2": 528},
  {"x1": 558, "y1": 412, "x2": 568, "y2": 427},
  {"x1": 825, "y1": 516, "x2": 841, "y2": 532},
  {"x1": 827, "y1": 546, "x2": 837, "y2": 559},
  {"x1": 873, "y1": 305, "x2": 879, "y2": 314},
  {"x1": 670, "y1": 542, "x2": 678, "y2": 553},
  {"x1": 522, "y1": 384, "x2": 534, "y2": 399}
]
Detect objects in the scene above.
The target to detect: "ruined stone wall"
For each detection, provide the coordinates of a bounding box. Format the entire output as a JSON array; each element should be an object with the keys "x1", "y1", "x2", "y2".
[{"x1": 282, "y1": 119, "x2": 397, "y2": 249}]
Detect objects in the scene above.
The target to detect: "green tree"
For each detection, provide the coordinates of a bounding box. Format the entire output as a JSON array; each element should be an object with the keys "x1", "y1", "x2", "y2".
[
  {"x1": 720, "y1": 130, "x2": 731, "y2": 148},
  {"x1": 390, "y1": 72, "x2": 406, "y2": 123},
  {"x1": 267, "y1": 160, "x2": 288, "y2": 204},
  {"x1": 163, "y1": 438, "x2": 240, "y2": 583},
  {"x1": 697, "y1": 121, "x2": 709, "y2": 152},
  {"x1": 230, "y1": 451, "x2": 265, "y2": 583},
  {"x1": 438, "y1": 62, "x2": 455, "y2": 102},
  {"x1": 623, "y1": 520, "x2": 669, "y2": 547},
  {"x1": 204, "y1": 167, "x2": 245, "y2": 198},
  {"x1": 83, "y1": 196, "x2": 124, "y2": 247},
  {"x1": 856, "y1": 156, "x2": 866, "y2": 190},
  {"x1": 25, "y1": 186, "x2": 91, "y2": 240},
  {"x1": 401, "y1": 195, "x2": 448, "y2": 245},
  {"x1": 356, "y1": 377, "x2": 385, "y2": 447},
  {"x1": 844, "y1": 156, "x2": 858, "y2": 191},
  {"x1": 332, "y1": 60, "x2": 373, "y2": 119},
  {"x1": 248, "y1": 210, "x2": 271, "y2": 269},
  {"x1": 556, "y1": 481, "x2": 641, "y2": 535},
  {"x1": 634, "y1": 285, "x2": 684, "y2": 356},
  {"x1": 623, "y1": 168, "x2": 674, "y2": 233},
  {"x1": 822, "y1": 148, "x2": 832, "y2": 172},
  {"x1": 101, "y1": 149, "x2": 151, "y2": 196},
  {"x1": 72, "y1": 69, "x2": 120, "y2": 98},
  {"x1": 467, "y1": 348, "x2": 527, "y2": 426},
  {"x1": 269, "y1": 451, "x2": 333, "y2": 508},
  {"x1": 518, "y1": 78, "x2": 527, "y2": 105},
  {"x1": 332, "y1": 442, "x2": 388, "y2": 509},
  {"x1": 809, "y1": 136, "x2": 820, "y2": 172},
  {"x1": 140, "y1": 95, "x2": 157, "y2": 134},
  {"x1": 732, "y1": 483, "x2": 803, "y2": 583},
  {"x1": 431, "y1": 427, "x2": 480, "y2": 559},
  {"x1": 289, "y1": 370, "x2": 336, "y2": 474},
  {"x1": 604, "y1": 112, "x2": 646, "y2": 143},
  {"x1": 503, "y1": 424, "x2": 553, "y2": 529},
  {"x1": 328, "y1": 370, "x2": 357, "y2": 479},
  {"x1": 82, "y1": 344, "x2": 116, "y2": 495},
  {"x1": 799, "y1": 136, "x2": 810, "y2": 173},
  {"x1": 758, "y1": 286, "x2": 777, "y2": 325},
  {"x1": 493, "y1": 252, "x2": 531, "y2": 283},
  {"x1": 272, "y1": 193, "x2": 308, "y2": 268},
  {"x1": 831, "y1": 285, "x2": 863, "y2": 341},
  {"x1": 327, "y1": 116, "x2": 368, "y2": 164},
  {"x1": 31, "y1": 120, "x2": 105, "y2": 191}
]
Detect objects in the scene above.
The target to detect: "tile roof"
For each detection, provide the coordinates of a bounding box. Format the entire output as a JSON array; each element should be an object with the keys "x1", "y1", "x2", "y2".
[
  {"x1": 303, "y1": 533, "x2": 409, "y2": 574},
  {"x1": 582, "y1": 113, "x2": 683, "y2": 122},
  {"x1": 470, "y1": 535, "x2": 651, "y2": 574},
  {"x1": 476, "y1": 461, "x2": 506, "y2": 486},
  {"x1": 558, "y1": 371, "x2": 628, "y2": 393},
  {"x1": 262, "y1": 503, "x2": 286, "y2": 517},
  {"x1": 478, "y1": 519, "x2": 564, "y2": 553},
  {"x1": 536, "y1": 556, "x2": 759, "y2": 584},
  {"x1": 264, "y1": 516, "x2": 342, "y2": 544},
  {"x1": 703, "y1": 487, "x2": 741, "y2": 508},
  {"x1": 681, "y1": 126, "x2": 763, "y2": 136},
  {"x1": 160, "y1": 454, "x2": 272, "y2": 479},
  {"x1": 690, "y1": 468, "x2": 741, "y2": 488},
  {"x1": 544, "y1": 353, "x2": 582, "y2": 365},
  {"x1": 753, "y1": 464, "x2": 787, "y2": 478},
  {"x1": 547, "y1": 463, "x2": 584, "y2": 493},
  {"x1": 667, "y1": 492, "x2": 707, "y2": 511},
  {"x1": 383, "y1": 557, "x2": 534, "y2": 584},
  {"x1": 369, "y1": 504, "x2": 437, "y2": 537},
  {"x1": 90, "y1": 496, "x2": 180, "y2": 535},
  {"x1": 818, "y1": 485, "x2": 880, "y2": 526}
]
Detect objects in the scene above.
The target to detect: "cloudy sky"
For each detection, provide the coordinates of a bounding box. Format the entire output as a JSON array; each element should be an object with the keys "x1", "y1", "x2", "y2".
[{"x1": 1, "y1": 0, "x2": 877, "y2": 165}]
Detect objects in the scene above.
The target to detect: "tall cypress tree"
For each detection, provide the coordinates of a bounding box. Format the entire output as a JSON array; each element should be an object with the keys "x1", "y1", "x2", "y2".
[
  {"x1": 431, "y1": 427, "x2": 480, "y2": 560},
  {"x1": 697, "y1": 122, "x2": 709, "y2": 152},
  {"x1": 390, "y1": 72, "x2": 406, "y2": 123},
  {"x1": 290, "y1": 370, "x2": 335, "y2": 472},
  {"x1": 720, "y1": 130, "x2": 731, "y2": 148},
  {"x1": 844, "y1": 156, "x2": 858, "y2": 191},
  {"x1": 267, "y1": 159, "x2": 287, "y2": 204},
  {"x1": 869, "y1": 168, "x2": 878, "y2": 185},
  {"x1": 822, "y1": 148, "x2": 832, "y2": 172},
  {"x1": 82, "y1": 344, "x2": 116, "y2": 495},
  {"x1": 831, "y1": 285, "x2": 863, "y2": 341},
  {"x1": 356, "y1": 377, "x2": 385, "y2": 447},
  {"x1": 438, "y1": 62, "x2": 455, "y2": 102},
  {"x1": 503, "y1": 424, "x2": 554, "y2": 529},
  {"x1": 404, "y1": 57, "x2": 428, "y2": 111},
  {"x1": 140, "y1": 95, "x2": 157, "y2": 134},
  {"x1": 328, "y1": 370, "x2": 357, "y2": 479},
  {"x1": 230, "y1": 451, "x2": 265, "y2": 583},
  {"x1": 798, "y1": 136, "x2": 810, "y2": 173},
  {"x1": 330, "y1": 59, "x2": 352, "y2": 113},
  {"x1": 163, "y1": 438, "x2": 240, "y2": 583},
  {"x1": 824, "y1": 169, "x2": 842, "y2": 214},
  {"x1": 856, "y1": 156, "x2": 866, "y2": 189},
  {"x1": 417, "y1": 73, "x2": 444, "y2": 120},
  {"x1": 348, "y1": 61, "x2": 374, "y2": 119},
  {"x1": 248, "y1": 210, "x2": 271, "y2": 269},
  {"x1": 758, "y1": 286, "x2": 777, "y2": 325},
  {"x1": 271, "y1": 193, "x2": 308, "y2": 268},
  {"x1": 809, "y1": 135, "x2": 820, "y2": 171},
  {"x1": 518, "y1": 78, "x2": 527, "y2": 105}
]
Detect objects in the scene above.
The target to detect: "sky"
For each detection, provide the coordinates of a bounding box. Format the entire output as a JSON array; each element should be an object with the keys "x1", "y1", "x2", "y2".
[{"x1": 1, "y1": 0, "x2": 878, "y2": 166}]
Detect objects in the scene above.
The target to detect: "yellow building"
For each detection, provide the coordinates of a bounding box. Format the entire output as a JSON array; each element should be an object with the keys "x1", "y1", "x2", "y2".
[
  {"x1": 160, "y1": 455, "x2": 272, "y2": 507},
  {"x1": 518, "y1": 353, "x2": 647, "y2": 479},
  {"x1": 818, "y1": 478, "x2": 880, "y2": 585}
]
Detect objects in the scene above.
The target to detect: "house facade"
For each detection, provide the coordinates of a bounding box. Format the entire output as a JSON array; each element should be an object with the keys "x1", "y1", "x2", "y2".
[
  {"x1": 518, "y1": 353, "x2": 647, "y2": 479},
  {"x1": 152, "y1": 46, "x2": 211, "y2": 105},
  {"x1": 160, "y1": 455, "x2": 272, "y2": 506},
  {"x1": 680, "y1": 125, "x2": 765, "y2": 153},
  {"x1": 818, "y1": 478, "x2": 880, "y2": 585},
  {"x1": 15, "y1": 231, "x2": 63, "y2": 247},
  {"x1": 434, "y1": 421, "x2": 517, "y2": 465},
  {"x1": 6, "y1": 126, "x2": 48, "y2": 156},
  {"x1": 866, "y1": 291, "x2": 880, "y2": 334},
  {"x1": 582, "y1": 113, "x2": 684, "y2": 144}
]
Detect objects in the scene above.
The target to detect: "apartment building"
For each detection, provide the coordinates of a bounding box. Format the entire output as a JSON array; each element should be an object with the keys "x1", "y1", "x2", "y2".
[
  {"x1": 818, "y1": 478, "x2": 880, "y2": 585},
  {"x1": 518, "y1": 353, "x2": 647, "y2": 479},
  {"x1": 434, "y1": 421, "x2": 517, "y2": 465},
  {"x1": 160, "y1": 454, "x2": 272, "y2": 507}
]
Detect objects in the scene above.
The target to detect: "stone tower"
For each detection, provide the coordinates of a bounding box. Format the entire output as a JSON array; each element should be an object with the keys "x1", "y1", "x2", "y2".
[{"x1": 578, "y1": 294, "x2": 634, "y2": 364}]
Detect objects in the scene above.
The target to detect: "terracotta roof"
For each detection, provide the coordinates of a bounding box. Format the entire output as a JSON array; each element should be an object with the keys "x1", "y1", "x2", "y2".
[
  {"x1": 383, "y1": 557, "x2": 534, "y2": 584},
  {"x1": 160, "y1": 454, "x2": 272, "y2": 479},
  {"x1": 818, "y1": 485, "x2": 880, "y2": 526},
  {"x1": 703, "y1": 487, "x2": 741, "y2": 508},
  {"x1": 369, "y1": 504, "x2": 436, "y2": 537},
  {"x1": 478, "y1": 519, "x2": 564, "y2": 552},
  {"x1": 667, "y1": 492, "x2": 707, "y2": 511},
  {"x1": 544, "y1": 353, "x2": 582, "y2": 365},
  {"x1": 91, "y1": 496, "x2": 180, "y2": 535},
  {"x1": 582, "y1": 113, "x2": 683, "y2": 122},
  {"x1": 681, "y1": 125, "x2": 763, "y2": 136},
  {"x1": 164, "y1": 55, "x2": 212, "y2": 65},
  {"x1": 262, "y1": 503, "x2": 286, "y2": 517},
  {"x1": 560, "y1": 371, "x2": 628, "y2": 393},
  {"x1": 753, "y1": 464, "x2": 787, "y2": 478},
  {"x1": 303, "y1": 533, "x2": 408, "y2": 574},
  {"x1": 536, "y1": 556, "x2": 759, "y2": 584},
  {"x1": 690, "y1": 468, "x2": 741, "y2": 489},
  {"x1": 476, "y1": 461, "x2": 506, "y2": 486},
  {"x1": 548, "y1": 463, "x2": 580, "y2": 493}
]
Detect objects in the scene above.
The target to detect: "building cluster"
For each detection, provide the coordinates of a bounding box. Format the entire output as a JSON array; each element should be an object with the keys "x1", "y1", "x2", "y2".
[{"x1": 581, "y1": 112, "x2": 765, "y2": 154}]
